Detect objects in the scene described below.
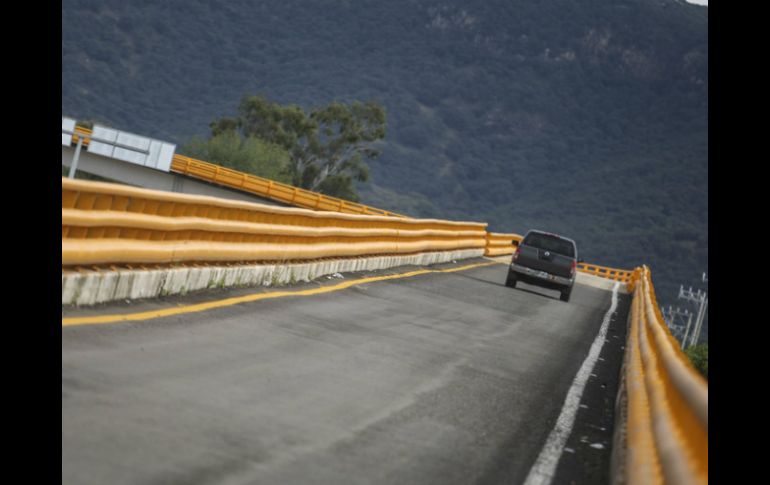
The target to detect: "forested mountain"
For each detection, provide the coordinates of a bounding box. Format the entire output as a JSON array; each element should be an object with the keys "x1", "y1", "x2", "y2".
[{"x1": 62, "y1": 0, "x2": 708, "y2": 331}]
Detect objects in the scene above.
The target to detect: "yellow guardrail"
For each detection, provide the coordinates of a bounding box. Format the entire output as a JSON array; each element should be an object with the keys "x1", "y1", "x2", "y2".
[
  {"x1": 68, "y1": 126, "x2": 631, "y2": 282},
  {"x1": 63, "y1": 132, "x2": 708, "y2": 483},
  {"x1": 72, "y1": 125, "x2": 92, "y2": 147},
  {"x1": 67, "y1": 125, "x2": 637, "y2": 279},
  {"x1": 578, "y1": 263, "x2": 635, "y2": 282},
  {"x1": 171, "y1": 154, "x2": 406, "y2": 217},
  {"x1": 620, "y1": 266, "x2": 707, "y2": 485},
  {"x1": 484, "y1": 232, "x2": 523, "y2": 256},
  {"x1": 68, "y1": 126, "x2": 405, "y2": 217},
  {"x1": 62, "y1": 178, "x2": 487, "y2": 266}
]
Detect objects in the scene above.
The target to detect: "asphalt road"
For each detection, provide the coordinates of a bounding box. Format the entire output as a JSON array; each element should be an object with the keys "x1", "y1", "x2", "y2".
[{"x1": 62, "y1": 259, "x2": 629, "y2": 485}]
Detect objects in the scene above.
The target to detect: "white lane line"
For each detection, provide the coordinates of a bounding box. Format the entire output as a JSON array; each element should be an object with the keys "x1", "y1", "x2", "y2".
[{"x1": 523, "y1": 282, "x2": 620, "y2": 485}]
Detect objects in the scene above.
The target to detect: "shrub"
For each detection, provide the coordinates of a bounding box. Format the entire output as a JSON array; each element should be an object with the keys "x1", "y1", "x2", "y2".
[{"x1": 684, "y1": 343, "x2": 708, "y2": 381}]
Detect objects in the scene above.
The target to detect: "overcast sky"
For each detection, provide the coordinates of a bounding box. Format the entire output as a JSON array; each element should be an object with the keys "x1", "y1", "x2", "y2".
[{"x1": 686, "y1": 0, "x2": 708, "y2": 5}]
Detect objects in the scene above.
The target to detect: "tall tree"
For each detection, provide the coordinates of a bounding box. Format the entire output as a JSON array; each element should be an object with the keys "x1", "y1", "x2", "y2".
[
  {"x1": 210, "y1": 95, "x2": 386, "y2": 201},
  {"x1": 308, "y1": 100, "x2": 385, "y2": 192},
  {"x1": 181, "y1": 130, "x2": 292, "y2": 184}
]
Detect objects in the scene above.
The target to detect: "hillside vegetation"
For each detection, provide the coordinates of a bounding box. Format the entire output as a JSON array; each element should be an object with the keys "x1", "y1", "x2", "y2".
[{"x1": 62, "y1": 0, "x2": 708, "y2": 319}]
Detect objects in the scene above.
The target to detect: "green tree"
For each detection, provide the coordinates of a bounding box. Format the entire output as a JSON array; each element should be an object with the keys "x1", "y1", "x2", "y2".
[
  {"x1": 211, "y1": 95, "x2": 386, "y2": 202},
  {"x1": 684, "y1": 343, "x2": 708, "y2": 381},
  {"x1": 180, "y1": 130, "x2": 292, "y2": 184}
]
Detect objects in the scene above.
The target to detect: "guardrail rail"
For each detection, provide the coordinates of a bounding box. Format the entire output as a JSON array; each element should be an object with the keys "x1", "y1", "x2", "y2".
[
  {"x1": 67, "y1": 125, "x2": 405, "y2": 217},
  {"x1": 62, "y1": 177, "x2": 488, "y2": 266},
  {"x1": 579, "y1": 263, "x2": 635, "y2": 283},
  {"x1": 614, "y1": 266, "x2": 708, "y2": 485},
  {"x1": 171, "y1": 154, "x2": 406, "y2": 218},
  {"x1": 484, "y1": 232, "x2": 523, "y2": 256}
]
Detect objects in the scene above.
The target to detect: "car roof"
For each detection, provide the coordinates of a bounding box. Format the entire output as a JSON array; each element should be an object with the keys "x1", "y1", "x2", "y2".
[{"x1": 525, "y1": 229, "x2": 577, "y2": 246}]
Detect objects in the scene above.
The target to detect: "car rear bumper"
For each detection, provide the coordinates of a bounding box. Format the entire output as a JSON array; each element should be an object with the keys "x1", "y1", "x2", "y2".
[{"x1": 510, "y1": 263, "x2": 574, "y2": 287}]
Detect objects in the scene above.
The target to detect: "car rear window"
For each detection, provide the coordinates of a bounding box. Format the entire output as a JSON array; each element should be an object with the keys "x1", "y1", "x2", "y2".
[{"x1": 523, "y1": 233, "x2": 576, "y2": 257}]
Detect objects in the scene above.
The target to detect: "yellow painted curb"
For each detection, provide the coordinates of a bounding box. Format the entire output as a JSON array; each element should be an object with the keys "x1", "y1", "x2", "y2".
[{"x1": 63, "y1": 261, "x2": 499, "y2": 327}]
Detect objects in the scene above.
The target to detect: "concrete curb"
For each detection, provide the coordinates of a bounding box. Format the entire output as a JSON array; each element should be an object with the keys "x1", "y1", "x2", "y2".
[
  {"x1": 577, "y1": 272, "x2": 631, "y2": 294},
  {"x1": 62, "y1": 249, "x2": 485, "y2": 306},
  {"x1": 608, "y1": 305, "x2": 633, "y2": 485}
]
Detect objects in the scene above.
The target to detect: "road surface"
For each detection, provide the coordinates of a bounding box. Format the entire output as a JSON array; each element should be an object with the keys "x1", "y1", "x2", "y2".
[{"x1": 62, "y1": 258, "x2": 629, "y2": 485}]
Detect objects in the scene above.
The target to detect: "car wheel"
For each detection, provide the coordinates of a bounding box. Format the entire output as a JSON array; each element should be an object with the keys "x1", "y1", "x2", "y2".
[
  {"x1": 505, "y1": 271, "x2": 518, "y2": 288},
  {"x1": 560, "y1": 287, "x2": 572, "y2": 302}
]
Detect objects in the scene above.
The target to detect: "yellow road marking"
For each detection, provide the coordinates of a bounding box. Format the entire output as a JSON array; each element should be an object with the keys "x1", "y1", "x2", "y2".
[{"x1": 63, "y1": 261, "x2": 502, "y2": 327}]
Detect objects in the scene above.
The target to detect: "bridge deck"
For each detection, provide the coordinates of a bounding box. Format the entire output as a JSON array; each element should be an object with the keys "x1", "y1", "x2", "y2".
[{"x1": 62, "y1": 259, "x2": 630, "y2": 485}]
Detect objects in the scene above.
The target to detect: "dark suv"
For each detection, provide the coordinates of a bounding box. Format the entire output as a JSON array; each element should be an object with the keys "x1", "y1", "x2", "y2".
[{"x1": 505, "y1": 230, "x2": 580, "y2": 302}]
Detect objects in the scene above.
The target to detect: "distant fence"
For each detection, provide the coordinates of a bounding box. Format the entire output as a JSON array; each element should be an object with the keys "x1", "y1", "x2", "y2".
[
  {"x1": 613, "y1": 267, "x2": 708, "y2": 485},
  {"x1": 62, "y1": 178, "x2": 488, "y2": 266}
]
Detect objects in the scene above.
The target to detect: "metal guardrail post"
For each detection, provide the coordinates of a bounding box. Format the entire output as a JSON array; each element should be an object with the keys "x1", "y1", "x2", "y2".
[{"x1": 68, "y1": 136, "x2": 85, "y2": 179}]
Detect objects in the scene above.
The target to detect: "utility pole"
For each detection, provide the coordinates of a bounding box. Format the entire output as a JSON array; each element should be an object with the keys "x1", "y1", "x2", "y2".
[
  {"x1": 677, "y1": 272, "x2": 708, "y2": 349},
  {"x1": 689, "y1": 272, "x2": 708, "y2": 348},
  {"x1": 663, "y1": 305, "x2": 693, "y2": 348},
  {"x1": 68, "y1": 135, "x2": 84, "y2": 179}
]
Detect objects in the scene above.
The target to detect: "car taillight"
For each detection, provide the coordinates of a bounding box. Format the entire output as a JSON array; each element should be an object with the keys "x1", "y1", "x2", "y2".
[
  {"x1": 512, "y1": 247, "x2": 521, "y2": 262},
  {"x1": 571, "y1": 260, "x2": 577, "y2": 276}
]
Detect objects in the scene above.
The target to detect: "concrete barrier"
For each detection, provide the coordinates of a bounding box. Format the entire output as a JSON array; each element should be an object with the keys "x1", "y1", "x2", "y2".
[{"x1": 62, "y1": 249, "x2": 484, "y2": 306}]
